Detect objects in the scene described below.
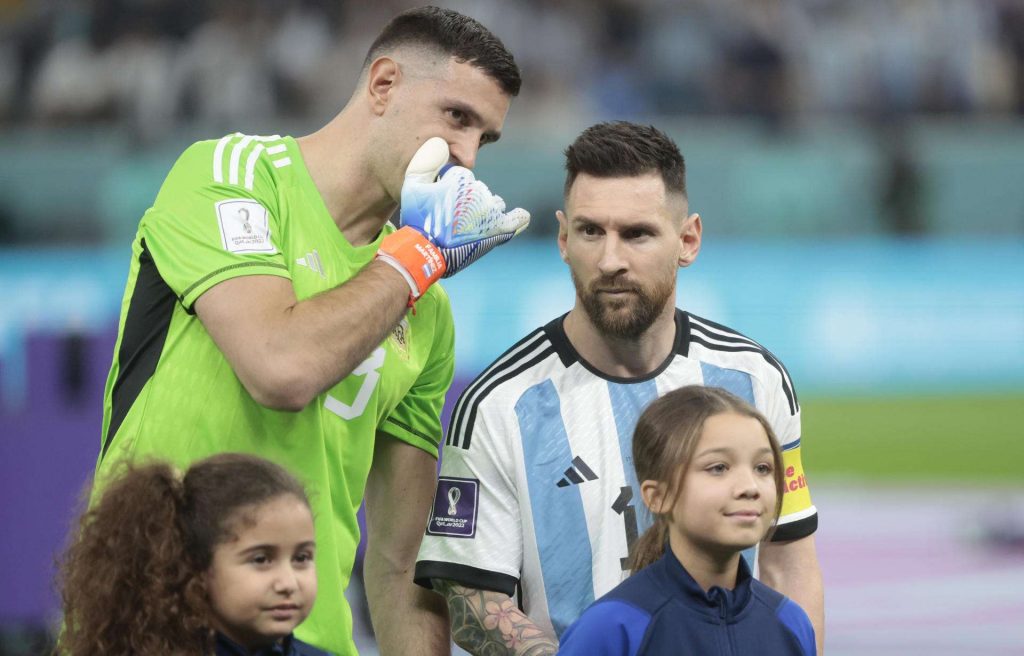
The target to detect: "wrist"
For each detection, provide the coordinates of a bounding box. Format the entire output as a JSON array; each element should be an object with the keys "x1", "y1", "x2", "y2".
[{"x1": 376, "y1": 226, "x2": 446, "y2": 298}]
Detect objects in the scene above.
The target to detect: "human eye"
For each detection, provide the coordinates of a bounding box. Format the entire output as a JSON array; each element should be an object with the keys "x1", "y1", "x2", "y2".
[
  {"x1": 293, "y1": 550, "x2": 315, "y2": 566},
  {"x1": 755, "y1": 462, "x2": 774, "y2": 476},
  {"x1": 622, "y1": 227, "x2": 651, "y2": 241},
  {"x1": 577, "y1": 223, "x2": 601, "y2": 238},
  {"x1": 446, "y1": 108, "x2": 469, "y2": 126},
  {"x1": 705, "y1": 463, "x2": 728, "y2": 475},
  {"x1": 248, "y1": 552, "x2": 271, "y2": 566}
]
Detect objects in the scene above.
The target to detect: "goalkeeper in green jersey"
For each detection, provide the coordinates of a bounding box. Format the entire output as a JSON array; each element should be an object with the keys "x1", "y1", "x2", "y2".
[{"x1": 96, "y1": 7, "x2": 527, "y2": 656}]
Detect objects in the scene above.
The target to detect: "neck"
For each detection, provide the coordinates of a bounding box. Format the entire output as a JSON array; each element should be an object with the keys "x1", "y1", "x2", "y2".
[
  {"x1": 563, "y1": 303, "x2": 677, "y2": 378},
  {"x1": 296, "y1": 108, "x2": 397, "y2": 246},
  {"x1": 668, "y1": 534, "x2": 741, "y2": 592}
]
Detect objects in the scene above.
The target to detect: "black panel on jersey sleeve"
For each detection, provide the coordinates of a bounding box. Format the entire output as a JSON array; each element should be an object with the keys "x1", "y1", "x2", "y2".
[
  {"x1": 414, "y1": 560, "x2": 518, "y2": 597},
  {"x1": 771, "y1": 513, "x2": 818, "y2": 542},
  {"x1": 102, "y1": 240, "x2": 176, "y2": 460}
]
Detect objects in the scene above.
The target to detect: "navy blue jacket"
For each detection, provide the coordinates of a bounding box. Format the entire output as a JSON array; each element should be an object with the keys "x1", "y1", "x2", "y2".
[
  {"x1": 214, "y1": 632, "x2": 334, "y2": 656},
  {"x1": 557, "y1": 551, "x2": 815, "y2": 656}
]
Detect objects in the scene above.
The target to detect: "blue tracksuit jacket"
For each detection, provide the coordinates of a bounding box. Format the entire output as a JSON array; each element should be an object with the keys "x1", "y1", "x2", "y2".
[
  {"x1": 214, "y1": 632, "x2": 334, "y2": 656},
  {"x1": 557, "y1": 551, "x2": 815, "y2": 656}
]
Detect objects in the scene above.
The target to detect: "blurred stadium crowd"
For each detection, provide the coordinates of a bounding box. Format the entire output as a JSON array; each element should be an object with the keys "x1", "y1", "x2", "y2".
[
  {"x1": 1, "y1": 0, "x2": 1024, "y2": 246},
  {"x1": 4, "y1": 0, "x2": 1024, "y2": 135}
]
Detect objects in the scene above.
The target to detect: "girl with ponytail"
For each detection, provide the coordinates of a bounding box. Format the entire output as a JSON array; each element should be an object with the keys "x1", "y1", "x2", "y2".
[
  {"x1": 56, "y1": 452, "x2": 333, "y2": 655},
  {"x1": 557, "y1": 386, "x2": 816, "y2": 656}
]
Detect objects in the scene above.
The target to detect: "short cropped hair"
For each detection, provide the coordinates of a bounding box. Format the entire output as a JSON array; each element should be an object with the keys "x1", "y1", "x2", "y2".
[
  {"x1": 364, "y1": 6, "x2": 521, "y2": 97},
  {"x1": 564, "y1": 121, "x2": 686, "y2": 198}
]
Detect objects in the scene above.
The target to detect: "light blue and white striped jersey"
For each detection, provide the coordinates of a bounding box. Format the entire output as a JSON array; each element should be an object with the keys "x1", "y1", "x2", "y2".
[{"x1": 415, "y1": 310, "x2": 817, "y2": 637}]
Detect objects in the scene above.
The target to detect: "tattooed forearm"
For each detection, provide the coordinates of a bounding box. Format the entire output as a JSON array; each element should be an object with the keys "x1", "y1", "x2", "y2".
[{"x1": 433, "y1": 579, "x2": 558, "y2": 656}]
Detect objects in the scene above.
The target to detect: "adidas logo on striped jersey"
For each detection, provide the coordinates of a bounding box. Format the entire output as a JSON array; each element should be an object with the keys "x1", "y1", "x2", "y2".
[{"x1": 556, "y1": 456, "x2": 599, "y2": 487}]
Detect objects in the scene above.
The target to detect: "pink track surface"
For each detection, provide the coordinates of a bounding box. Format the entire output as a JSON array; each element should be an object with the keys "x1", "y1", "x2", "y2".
[
  {"x1": 351, "y1": 484, "x2": 1024, "y2": 655},
  {"x1": 815, "y1": 485, "x2": 1024, "y2": 655}
]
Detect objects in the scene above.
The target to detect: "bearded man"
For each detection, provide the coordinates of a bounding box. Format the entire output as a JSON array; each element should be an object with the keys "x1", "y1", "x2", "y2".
[{"x1": 413, "y1": 121, "x2": 824, "y2": 656}]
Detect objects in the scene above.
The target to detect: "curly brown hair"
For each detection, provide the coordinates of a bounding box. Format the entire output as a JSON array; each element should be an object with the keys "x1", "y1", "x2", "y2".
[{"x1": 55, "y1": 453, "x2": 309, "y2": 655}]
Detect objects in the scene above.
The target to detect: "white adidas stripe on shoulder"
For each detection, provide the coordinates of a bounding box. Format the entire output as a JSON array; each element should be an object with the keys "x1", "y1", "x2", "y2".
[
  {"x1": 212, "y1": 133, "x2": 290, "y2": 190},
  {"x1": 447, "y1": 329, "x2": 552, "y2": 449},
  {"x1": 212, "y1": 132, "x2": 240, "y2": 184},
  {"x1": 243, "y1": 144, "x2": 266, "y2": 190},
  {"x1": 228, "y1": 135, "x2": 256, "y2": 185},
  {"x1": 688, "y1": 313, "x2": 799, "y2": 414}
]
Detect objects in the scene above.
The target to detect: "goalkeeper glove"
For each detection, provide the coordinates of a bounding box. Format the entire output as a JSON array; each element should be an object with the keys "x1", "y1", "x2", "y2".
[{"x1": 377, "y1": 137, "x2": 530, "y2": 301}]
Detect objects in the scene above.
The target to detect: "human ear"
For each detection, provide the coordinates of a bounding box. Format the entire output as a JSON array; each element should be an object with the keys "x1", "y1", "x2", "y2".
[
  {"x1": 555, "y1": 210, "x2": 569, "y2": 263},
  {"x1": 640, "y1": 479, "x2": 669, "y2": 514},
  {"x1": 678, "y1": 213, "x2": 701, "y2": 267},
  {"x1": 366, "y1": 56, "x2": 400, "y2": 115}
]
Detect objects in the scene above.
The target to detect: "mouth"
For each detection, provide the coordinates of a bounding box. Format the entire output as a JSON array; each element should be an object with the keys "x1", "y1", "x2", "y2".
[
  {"x1": 265, "y1": 604, "x2": 301, "y2": 618},
  {"x1": 594, "y1": 287, "x2": 640, "y2": 298},
  {"x1": 725, "y1": 510, "x2": 763, "y2": 520}
]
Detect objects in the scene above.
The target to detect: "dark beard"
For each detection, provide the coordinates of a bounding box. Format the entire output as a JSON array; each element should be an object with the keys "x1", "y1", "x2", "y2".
[{"x1": 572, "y1": 270, "x2": 674, "y2": 340}]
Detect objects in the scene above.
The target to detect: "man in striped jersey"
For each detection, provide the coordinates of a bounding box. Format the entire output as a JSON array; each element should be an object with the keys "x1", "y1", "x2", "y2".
[
  {"x1": 416, "y1": 121, "x2": 824, "y2": 655},
  {"x1": 95, "y1": 7, "x2": 527, "y2": 655}
]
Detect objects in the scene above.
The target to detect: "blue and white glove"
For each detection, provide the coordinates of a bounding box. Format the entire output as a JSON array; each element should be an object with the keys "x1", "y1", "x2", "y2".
[{"x1": 399, "y1": 137, "x2": 530, "y2": 278}]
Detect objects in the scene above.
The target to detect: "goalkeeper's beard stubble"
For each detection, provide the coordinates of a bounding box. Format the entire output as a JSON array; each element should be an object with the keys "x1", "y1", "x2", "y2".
[{"x1": 571, "y1": 269, "x2": 675, "y2": 341}]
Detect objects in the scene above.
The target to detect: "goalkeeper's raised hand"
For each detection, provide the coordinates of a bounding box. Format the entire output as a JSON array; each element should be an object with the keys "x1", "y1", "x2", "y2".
[{"x1": 377, "y1": 137, "x2": 530, "y2": 300}]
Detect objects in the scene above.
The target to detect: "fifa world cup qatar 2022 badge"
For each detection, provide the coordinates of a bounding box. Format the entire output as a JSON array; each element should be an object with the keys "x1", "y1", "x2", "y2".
[
  {"x1": 216, "y1": 199, "x2": 276, "y2": 254},
  {"x1": 426, "y1": 477, "x2": 479, "y2": 538}
]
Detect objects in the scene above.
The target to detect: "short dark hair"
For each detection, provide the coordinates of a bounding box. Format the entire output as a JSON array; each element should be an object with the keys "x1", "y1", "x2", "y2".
[
  {"x1": 564, "y1": 121, "x2": 686, "y2": 198},
  {"x1": 365, "y1": 6, "x2": 521, "y2": 97}
]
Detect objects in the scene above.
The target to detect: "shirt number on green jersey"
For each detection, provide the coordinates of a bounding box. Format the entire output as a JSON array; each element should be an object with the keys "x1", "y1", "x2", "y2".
[{"x1": 324, "y1": 347, "x2": 385, "y2": 420}]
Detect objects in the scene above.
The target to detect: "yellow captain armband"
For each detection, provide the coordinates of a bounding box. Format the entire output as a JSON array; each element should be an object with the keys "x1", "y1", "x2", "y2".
[{"x1": 780, "y1": 444, "x2": 813, "y2": 518}]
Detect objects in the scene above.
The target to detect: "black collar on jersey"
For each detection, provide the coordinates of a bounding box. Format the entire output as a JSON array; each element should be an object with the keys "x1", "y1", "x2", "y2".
[
  {"x1": 654, "y1": 547, "x2": 754, "y2": 622},
  {"x1": 543, "y1": 308, "x2": 691, "y2": 384}
]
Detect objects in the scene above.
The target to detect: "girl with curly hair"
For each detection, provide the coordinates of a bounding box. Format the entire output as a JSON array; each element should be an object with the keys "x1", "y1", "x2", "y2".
[
  {"x1": 557, "y1": 386, "x2": 816, "y2": 656},
  {"x1": 56, "y1": 452, "x2": 332, "y2": 655}
]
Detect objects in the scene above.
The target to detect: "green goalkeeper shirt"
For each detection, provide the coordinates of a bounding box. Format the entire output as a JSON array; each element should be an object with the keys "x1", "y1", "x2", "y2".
[{"x1": 98, "y1": 133, "x2": 455, "y2": 656}]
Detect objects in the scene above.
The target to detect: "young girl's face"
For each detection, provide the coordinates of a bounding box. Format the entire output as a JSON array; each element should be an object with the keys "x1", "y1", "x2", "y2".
[
  {"x1": 669, "y1": 412, "x2": 778, "y2": 555},
  {"x1": 205, "y1": 494, "x2": 317, "y2": 649}
]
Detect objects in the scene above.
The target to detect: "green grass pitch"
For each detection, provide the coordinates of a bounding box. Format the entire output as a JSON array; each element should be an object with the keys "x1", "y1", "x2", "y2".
[{"x1": 801, "y1": 393, "x2": 1024, "y2": 485}]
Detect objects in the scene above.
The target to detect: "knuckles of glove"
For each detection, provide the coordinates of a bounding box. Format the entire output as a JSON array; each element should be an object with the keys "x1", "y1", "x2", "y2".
[{"x1": 400, "y1": 165, "x2": 518, "y2": 249}]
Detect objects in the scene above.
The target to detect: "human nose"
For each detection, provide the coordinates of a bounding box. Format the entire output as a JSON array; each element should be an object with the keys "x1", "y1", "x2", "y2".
[
  {"x1": 447, "y1": 136, "x2": 480, "y2": 170},
  {"x1": 274, "y1": 564, "x2": 299, "y2": 595},
  {"x1": 597, "y1": 235, "x2": 627, "y2": 276},
  {"x1": 735, "y1": 469, "x2": 761, "y2": 499}
]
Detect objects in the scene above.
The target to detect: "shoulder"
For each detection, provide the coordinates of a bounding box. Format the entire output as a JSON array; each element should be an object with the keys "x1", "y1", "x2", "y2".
[
  {"x1": 683, "y1": 311, "x2": 799, "y2": 416},
  {"x1": 749, "y1": 577, "x2": 787, "y2": 612},
  {"x1": 750, "y1": 581, "x2": 817, "y2": 656},
  {"x1": 163, "y1": 133, "x2": 292, "y2": 196},
  {"x1": 289, "y1": 636, "x2": 335, "y2": 656},
  {"x1": 604, "y1": 563, "x2": 674, "y2": 615},
  {"x1": 445, "y1": 322, "x2": 562, "y2": 449},
  {"x1": 558, "y1": 596, "x2": 652, "y2": 656}
]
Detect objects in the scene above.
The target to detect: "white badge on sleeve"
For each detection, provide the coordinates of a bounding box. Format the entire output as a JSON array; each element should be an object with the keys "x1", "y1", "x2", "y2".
[{"x1": 216, "y1": 199, "x2": 277, "y2": 254}]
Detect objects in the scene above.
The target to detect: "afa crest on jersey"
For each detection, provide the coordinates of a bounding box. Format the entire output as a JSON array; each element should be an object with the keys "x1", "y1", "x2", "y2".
[{"x1": 391, "y1": 317, "x2": 411, "y2": 360}]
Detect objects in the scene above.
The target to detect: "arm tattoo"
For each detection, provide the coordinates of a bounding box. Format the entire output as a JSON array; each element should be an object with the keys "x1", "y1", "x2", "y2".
[{"x1": 433, "y1": 579, "x2": 558, "y2": 656}]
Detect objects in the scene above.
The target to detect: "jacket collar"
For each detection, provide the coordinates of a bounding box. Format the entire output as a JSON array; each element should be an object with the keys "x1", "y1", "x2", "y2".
[
  {"x1": 215, "y1": 632, "x2": 293, "y2": 656},
  {"x1": 655, "y1": 548, "x2": 754, "y2": 621}
]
